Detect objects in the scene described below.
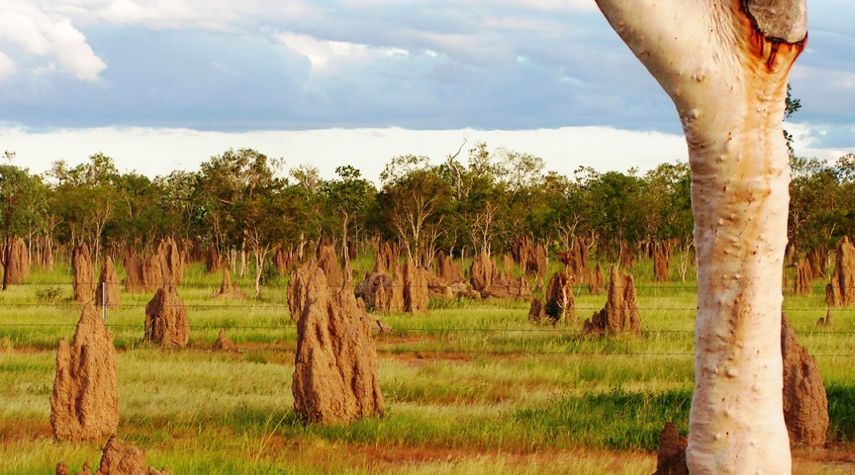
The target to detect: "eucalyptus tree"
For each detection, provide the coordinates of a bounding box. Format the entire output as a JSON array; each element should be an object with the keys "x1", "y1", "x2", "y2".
[{"x1": 596, "y1": 0, "x2": 808, "y2": 471}]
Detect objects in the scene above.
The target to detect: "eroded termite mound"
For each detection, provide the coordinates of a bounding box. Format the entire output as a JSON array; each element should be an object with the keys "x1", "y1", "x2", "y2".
[
  {"x1": 291, "y1": 261, "x2": 385, "y2": 424},
  {"x1": 95, "y1": 256, "x2": 120, "y2": 309},
  {"x1": 3, "y1": 236, "x2": 30, "y2": 284},
  {"x1": 144, "y1": 285, "x2": 189, "y2": 349},
  {"x1": 781, "y1": 315, "x2": 829, "y2": 447},
  {"x1": 56, "y1": 436, "x2": 173, "y2": 475},
  {"x1": 582, "y1": 266, "x2": 641, "y2": 336},
  {"x1": 213, "y1": 329, "x2": 238, "y2": 352},
  {"x1": 50, "y1": 303, "x2": 119, "y2": 442},
  {"x1": 72, "y1": 244, "x2": 96, "y2": 303},
  {"x1": 826, "y1": 236, "x2": 855, "y2": 307}
]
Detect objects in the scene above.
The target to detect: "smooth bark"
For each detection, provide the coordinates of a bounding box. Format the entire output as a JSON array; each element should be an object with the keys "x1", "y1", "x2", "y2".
[{"x1": 594, "y1": 1, "x2": 806, "y2": 472}]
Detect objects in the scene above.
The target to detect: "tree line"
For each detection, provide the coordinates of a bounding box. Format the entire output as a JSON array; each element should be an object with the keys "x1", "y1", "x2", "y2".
[{"x1": 1, "y1": 142, "x2": 853, "y2": 283}]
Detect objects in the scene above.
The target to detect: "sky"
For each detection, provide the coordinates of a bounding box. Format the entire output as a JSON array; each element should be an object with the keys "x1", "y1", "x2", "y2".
[{"x1": 0, "y1": 0, "x2": 852, "y2": 181}]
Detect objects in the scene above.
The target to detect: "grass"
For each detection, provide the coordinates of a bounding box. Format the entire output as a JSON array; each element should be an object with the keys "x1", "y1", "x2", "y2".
[{"x1": 1, "y1": 259, "x2": 854, "y2": 474}]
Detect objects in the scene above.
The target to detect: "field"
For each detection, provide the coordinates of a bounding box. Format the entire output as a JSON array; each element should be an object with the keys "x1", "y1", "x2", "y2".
[{"x1": 2, "y1": 258, "x2": 854, "y2": 474}]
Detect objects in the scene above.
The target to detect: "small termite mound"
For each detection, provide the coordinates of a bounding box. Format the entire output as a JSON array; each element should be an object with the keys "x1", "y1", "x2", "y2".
[
  {"x1": 56, "y1": 436, "x2": 173, "y2": 475},
  {"x1": 142, "y1": 253, "x2": 167, "y2": 292},
  {"x1": 826, "y1": 236, "x2": 855, "y2": 307},
  {"x1": 95, "y1": 256, "x2": 120, "y2": 309},
  {"x1": 50, "y1": 303, "x2": 119, "y2": 442},
  {"x1": 291, "y1": 262, "x2": 385, "y2": 425},
  {"x1": 794, "y1": 258, "x2": 813, "y2": 295},
  {"x1": 3, "y1": 236, "x2": 30, "y2": 284},
  {"x1": 144, "y1": 285, "x2": 189, "y2": 349},
  {"x1": 781, "y1": 315, "x2": 829, "y2": 447},
  {"x1": 582, "y1": 266, "x2": 641, "y2": 336},
  {"x1": 72, "y1": 244, "x2": 96, "y2": 303},
  {"x1": 213, "y1": 268, "x2": 246, "y2": 299},
  {"x1": 651, "y1": 422, "x2": 688, "y2": 475},
  {"x1": 213, "y1": 329, "x2": 238, "y2": 352},
  {"x1": 402, "y1": 258, "x2": 429, "y2": 314},
  {"x1": 545, "y1": 272, "x2": 577, "y2": 323}
]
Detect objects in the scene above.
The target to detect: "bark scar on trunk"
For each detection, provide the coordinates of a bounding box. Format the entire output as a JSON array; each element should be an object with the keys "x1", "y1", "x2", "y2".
[{"x1": 741, "y1": 0, "x2": 807, "y2": 71}]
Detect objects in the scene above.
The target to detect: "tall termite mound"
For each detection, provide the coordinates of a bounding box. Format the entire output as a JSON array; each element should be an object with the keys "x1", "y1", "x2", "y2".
[
  {"x1": 794, "y1": 258, "x2": 813, "y2": 295},
  {"x1": 56, "y1": 436, "x2": 173, "y2": 475},
  {"x1": 72, "y1": 244, "x2": 96, "y2": 303},
  {"x1": 403, "y1": 258, "x2": 429, "y2": 313},
  {"x1": 652, "y1": 422, "x2": 689, "y2": 475},
  {"x1": 435, "y1": 251, "x2": 464, "y2": 284},
  {"x1": 50, "y1": 303, "x2": 119, "y2": 442},
  {"x1": 560, "y1": 238, "x2": 589, "y2": 283},
  {"x1": 583, "y1": 266, "x2": 641, "y2": 336},
  {"x1": 653, "y1": 241, "x2": 672, "y2": 282},
  {"x1": 142, "y1": 253, "x2": 167, "y2": 292},
  {"x1": 95, "y1": 256, "x2": 120, "y2": 309},
  {"x1": 544, "y1": 272, "x2": 576, "y2": 323},
  {"x1": 3, "y1": 236, "x2": 30, "y2": 284},
  {"x1": 317, "y1": 242, "x2": 342, "y2": 288},
  {"x1": 469, "y1": 251, "x2": 492, "y2": 296},
  {"x1": 781, "y1": 315, "x2": 829, "y2": 447},
  {"x1": 158, "y1": 237, "x2": 184, "y2": 284},
  {"x1": 826, "y1": 236, "x2": 855, "y2": 307},
  {"x1": 373, "y1": 241, "x2": 399, "y2": 274},
  {"x1": 291, "y1": 262, "x2": 385, "y2": 424},
  {"x1": 273, "y1": 246, "x2": 294, "y2": 276},
  {"x1": 144, "y1": 285, "x2": 189, "y2": 348},
  {"x1": 205, "y1": 244, "x2": 220, "y2": 273},
  {"x1": 123, "y1": 249, "x2": 145, "y2": 293}
]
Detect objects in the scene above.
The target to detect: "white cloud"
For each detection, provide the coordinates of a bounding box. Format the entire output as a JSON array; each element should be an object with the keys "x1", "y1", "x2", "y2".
[
  {"x1": 276, "y1": 31, "x2": 408, "y2": 71},
  {"x1": 0, "y1": 1, "x2": 106, "y2": 81},
  {"x1": 0, "y1": 51, "x2": 16, "y2": 79}
]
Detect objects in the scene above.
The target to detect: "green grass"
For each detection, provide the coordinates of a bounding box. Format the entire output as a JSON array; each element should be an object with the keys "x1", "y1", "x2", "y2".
[{"x1": 1, "y1": 260, "x2": 853, "y2": 474}]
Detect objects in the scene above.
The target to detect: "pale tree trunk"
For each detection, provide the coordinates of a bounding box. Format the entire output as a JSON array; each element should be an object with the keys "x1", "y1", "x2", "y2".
[{"x1": 595, "y1": 1, "x2": 806, "y2": 473}]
